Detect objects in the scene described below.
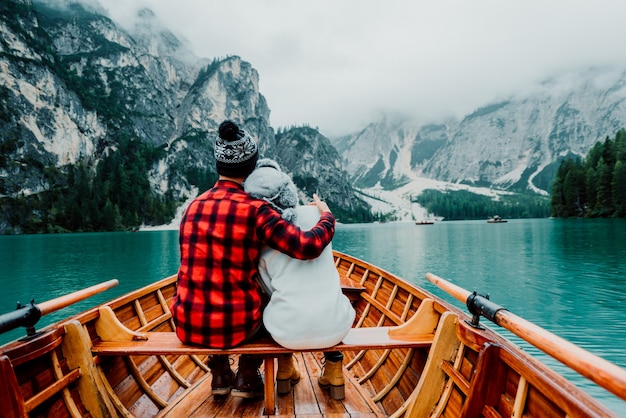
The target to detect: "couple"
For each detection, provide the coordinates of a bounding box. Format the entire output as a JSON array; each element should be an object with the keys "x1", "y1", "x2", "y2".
[{"x1": 170, "y1": 120, "x2": 355, "y2": 400}]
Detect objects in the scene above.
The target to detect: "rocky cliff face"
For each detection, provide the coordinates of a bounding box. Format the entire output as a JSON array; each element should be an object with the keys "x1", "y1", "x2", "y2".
[
  {"x1": 0, "y1": 0, "x2": 370, "y2": 232},
  {"x1": 334, "y1": 67, "x2": 626, "y2": 196},
  {"x1": 274, "y1": 126, "x2": 370, "y2": 222}
]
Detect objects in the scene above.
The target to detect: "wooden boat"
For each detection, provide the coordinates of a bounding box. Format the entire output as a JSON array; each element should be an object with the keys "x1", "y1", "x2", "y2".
[
  {"x1": 1, "y1": 250, "x2": 625, "y2": 417},
  {"x1": 415, "y1": 220, "x2": 434, "y2": 225},
  {"x1": 487, "y1": 215, "x2": 507, "y2": 223}
]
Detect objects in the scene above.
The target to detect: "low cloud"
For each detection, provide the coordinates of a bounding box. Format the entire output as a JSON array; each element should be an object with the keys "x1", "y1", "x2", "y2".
[{"x1": 96, "y1": 0, "x2": 626, "y2": 136}]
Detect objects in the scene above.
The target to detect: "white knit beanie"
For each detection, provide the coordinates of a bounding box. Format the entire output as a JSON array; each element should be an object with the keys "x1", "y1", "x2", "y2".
[{"x1": 244, "y1": 158, "x2": 298, "y2": 222}]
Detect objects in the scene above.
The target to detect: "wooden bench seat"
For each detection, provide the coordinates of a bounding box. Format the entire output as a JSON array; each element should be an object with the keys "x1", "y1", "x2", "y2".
[
  {"x1": 91, "y1": 298, "x2": 440, "y2": 415},
  {"x1": 339, "y1": 274, "x2": 366, "y2": 302},
  {"x1": 91, "y1": 327, "x2": 434, "y2": 356}
]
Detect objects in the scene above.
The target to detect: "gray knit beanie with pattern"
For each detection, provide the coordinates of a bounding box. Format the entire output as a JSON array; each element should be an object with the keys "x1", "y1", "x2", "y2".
[{"x1": 214, "y1": 120, "x2": 259, "y2": 178}]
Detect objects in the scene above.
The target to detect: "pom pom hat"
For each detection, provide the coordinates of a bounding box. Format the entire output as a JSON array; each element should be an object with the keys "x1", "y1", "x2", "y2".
[{"x1": 215, "y1": 120, "x2": 259, "y2": 178}]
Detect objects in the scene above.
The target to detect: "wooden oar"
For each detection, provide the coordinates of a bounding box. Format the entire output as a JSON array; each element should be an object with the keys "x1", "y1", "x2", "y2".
[
  {"x1": 0, "y1": 279, "x2": 119, "y2": 336},
  {"x1": 425, "y1": 272, "x2": 626, "y2": 401},
  {"x1": 38, "y1": 279, "x2": 119, "y2": 316}
]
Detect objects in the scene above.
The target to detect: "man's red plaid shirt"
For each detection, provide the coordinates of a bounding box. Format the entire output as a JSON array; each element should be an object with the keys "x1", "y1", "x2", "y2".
[{"x1": 171, "y1": 180, "x2": 336, "y2": 348}]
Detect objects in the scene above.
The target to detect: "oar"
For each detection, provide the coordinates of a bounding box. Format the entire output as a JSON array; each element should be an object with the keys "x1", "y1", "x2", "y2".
[
  {"x1": 38, "y1": 279, "x2": 119, "y2": 316},
  {"x1": 425, "y1": 272, "x2": 626, "y2": 401},
  {"x1": 0, "y1": 279, "x2": 119, "y2": 337}
]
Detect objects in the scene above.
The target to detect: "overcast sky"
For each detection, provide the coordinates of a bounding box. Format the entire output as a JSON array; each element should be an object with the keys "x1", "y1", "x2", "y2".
[{"x1": 97, "y1": 0, "x2": 626, "y2": 136}]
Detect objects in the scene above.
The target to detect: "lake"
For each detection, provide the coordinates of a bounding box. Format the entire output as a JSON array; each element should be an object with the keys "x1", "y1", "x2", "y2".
[{"x1": 1, "y1": 218, "x2": 625, "y2": 414}]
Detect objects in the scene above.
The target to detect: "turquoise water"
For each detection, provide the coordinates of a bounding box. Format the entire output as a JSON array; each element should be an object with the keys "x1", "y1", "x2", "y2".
[{"x1": 1, "y1": 219, "x2": 625, "y2": 414}]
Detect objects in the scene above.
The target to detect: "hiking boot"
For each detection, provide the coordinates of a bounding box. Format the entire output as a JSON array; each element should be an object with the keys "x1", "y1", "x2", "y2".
[
  {"x1": 318, "y1": 357, "x2": 345, "y2": 400},
  {"x1": 207, "y1": 355, "x2": 234, "y2": 396},
  {"x1": 232, "y1": 355, "x2": 264, "y2": 398},
  {"x1": 276, "y1": 354, "x2": 301, "y2": 395}
]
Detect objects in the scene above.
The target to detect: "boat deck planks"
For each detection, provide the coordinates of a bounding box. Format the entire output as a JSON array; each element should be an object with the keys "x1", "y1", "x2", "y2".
[{"x1": 167, "y1": 352, "x2": 383, "y2": 418}]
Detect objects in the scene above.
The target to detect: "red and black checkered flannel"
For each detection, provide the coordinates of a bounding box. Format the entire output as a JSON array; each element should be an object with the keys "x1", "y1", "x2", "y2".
[{"x1": 171, "y1": 180, "x2": 335, "y2": 348}]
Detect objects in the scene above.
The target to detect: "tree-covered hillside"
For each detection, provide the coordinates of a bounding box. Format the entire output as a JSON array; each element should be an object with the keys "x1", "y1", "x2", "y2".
[
  {"x1": 414, "y1": 190, "x2": 550, "y2": 221},
  {"x1": 1, "y1": 134, "x2": 179, "y2": 233},
  {"x1": 551, "y1": 129, "x2": 626, "y2": 218}
]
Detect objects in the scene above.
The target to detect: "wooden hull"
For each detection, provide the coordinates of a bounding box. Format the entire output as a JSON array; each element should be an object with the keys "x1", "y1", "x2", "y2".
[{"x1": 0, "y1": 251, "x2": 622, "y2": 417}]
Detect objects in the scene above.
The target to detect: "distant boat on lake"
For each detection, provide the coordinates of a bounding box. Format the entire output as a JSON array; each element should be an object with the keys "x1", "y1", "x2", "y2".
[
  {"x1": 487, "y1": 215, "x2": 507, "y2": 223},
  {"x1": 415, "y1": 220, "x2": 435, "y2": 225}
]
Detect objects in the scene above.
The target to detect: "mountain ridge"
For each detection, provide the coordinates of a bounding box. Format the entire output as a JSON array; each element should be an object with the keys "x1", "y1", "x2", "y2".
[{"x1": 334, "y1": 65, "x2": 626, "y2": 202}]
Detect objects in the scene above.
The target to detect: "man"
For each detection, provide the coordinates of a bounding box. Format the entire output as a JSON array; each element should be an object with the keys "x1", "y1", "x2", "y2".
[{"x1": 170, "y1": 120, "x2": 335, "y2": 398}]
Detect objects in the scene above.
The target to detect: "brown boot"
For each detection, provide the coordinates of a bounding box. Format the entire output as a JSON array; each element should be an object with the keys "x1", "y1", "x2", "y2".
[
  {"x1": 318, "y1": 357, "x2": 345, "y2": 400},
  {"x1": 276, "y1": 354, "x2": 301, "y2": 395},
  {"x1": 232, "y1": 355, "x2": 264, "y2": 398},
  {"x1": 207, "y1": 355, "x2": 234, "y2": 396}
]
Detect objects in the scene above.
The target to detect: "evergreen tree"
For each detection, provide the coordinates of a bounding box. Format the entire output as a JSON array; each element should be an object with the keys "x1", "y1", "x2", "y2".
[
  {"x1": 594, "y1": 158, "x2": 613, "y2": 216},
  {"x1": 102, "y1": 199, "x2": 121, "y2": 231},
  {"x1": 612, "y1": 160, "x2": 626, "y2": 217},
  {"x1": 585, "y1": 167, "x2": 598, "y2": 214},
  {"x1": 550, "y1": 129, "x2": 626, "y2": 218}
]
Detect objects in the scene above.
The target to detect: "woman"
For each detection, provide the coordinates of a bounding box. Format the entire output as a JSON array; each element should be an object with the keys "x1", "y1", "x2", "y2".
[{"x1": 244, "y1": 158, "x2": 355, "y2": 400}]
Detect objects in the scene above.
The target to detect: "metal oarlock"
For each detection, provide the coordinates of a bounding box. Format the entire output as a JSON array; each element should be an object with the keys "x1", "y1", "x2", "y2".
[{"x1": 465, "y1": 291, "x2": 505, "y2": 329}]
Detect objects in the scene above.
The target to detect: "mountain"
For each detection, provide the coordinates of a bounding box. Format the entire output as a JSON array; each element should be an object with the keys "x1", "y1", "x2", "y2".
[
  {"x1": 3, "y1": 0, "x2": 625, "y2": 232},
  {"x1": 333, "y1": 67, "x2": 626, "y2": 202},
  {"x1": 274, "y1": 126, "x2": 371, "y2": 222},
  {"x1": 0, "y1": 0, "x2": 371, "y2": 233}
]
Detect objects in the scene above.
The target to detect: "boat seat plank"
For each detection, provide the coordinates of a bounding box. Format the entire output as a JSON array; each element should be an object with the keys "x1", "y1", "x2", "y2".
[
  {"x1": 340, "y1": 275, "x2": 367, "y2": 302},
  {"x1": 92, "y1": 328, "x2": 433, "y2": 356}
]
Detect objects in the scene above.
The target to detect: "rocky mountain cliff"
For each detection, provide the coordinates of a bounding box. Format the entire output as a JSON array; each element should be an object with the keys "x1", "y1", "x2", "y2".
[
  {"x1": 334, "y1": 67, "x2": 626, "y2": 197},
  {"x1": 0, "y1": 0, "x2": 370, "y2": 233}
]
